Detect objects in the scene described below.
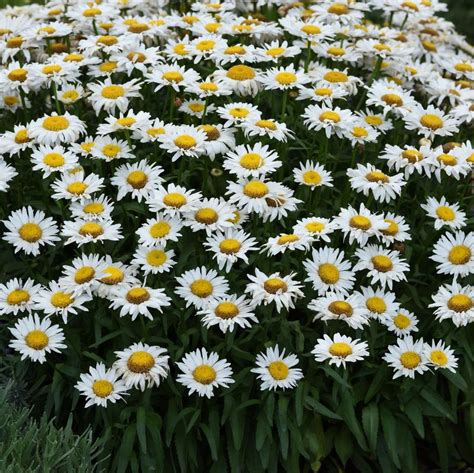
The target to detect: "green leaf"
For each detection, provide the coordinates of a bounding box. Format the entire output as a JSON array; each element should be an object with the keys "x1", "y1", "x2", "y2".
[
  {"x1": 362, "y1": 403, "x2": 379, "y2": 452},
  {"x1": 136, "y1": 407, "x2": 147, "y2": 454},
  {"x1": 305, "y1": 397, "x2": 342, "y2": 420},
  {"x1": 339, "y1": 390, "x2": 367, "y2": 450},
  {"x1": 334, "y1": 427, "x2": 353, "y2": 466},
  {"x1": 420, "y1": 388, "x2": 455, "y2": 422},
  {"x1": 116, "y1": 425, "x2": 136, "y2": 473},
  {"x1": 404, "y1": 400, "x2": 425, "y2": 438},
  {"x1": 380, "y1": 406, "x2": 400, "y2": 469}
]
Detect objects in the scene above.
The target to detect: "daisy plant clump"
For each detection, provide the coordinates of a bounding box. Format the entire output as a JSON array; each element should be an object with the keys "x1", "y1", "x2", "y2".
[{"x1": 0, "y1": 0, "x2": 473, "y2": 471}]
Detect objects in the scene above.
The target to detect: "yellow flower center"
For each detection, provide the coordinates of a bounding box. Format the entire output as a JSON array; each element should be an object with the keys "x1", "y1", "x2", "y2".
[
  {"x1": 67, "y1": 181, "x2": 88, "y2": 195},
  {"x1": 188, "y1": 103, "x2": 205, "y2": 113},
  {"x1": 448, "y1": 245, "x2": 471, "y2": 265},
  {"x1": 79, "y1": 222, "x2": 104, "y2": 237},
  {"x1": 329, "y1": 342, "x2": 353, "y2": 357},
  {"x1": 454, "y1": 63, "x2": 473, "y2": 73},
  {"x1": 422, "y1": 40, "x2": 437, "y2": 52},
  {"x1": 100, "y1": 144, "x2": 120, "y2": 159},
  {"x1": 266, "y1": 47, "x2": 285, "y2": 57},
  {"x1": 199, "y1": 124, "x2": 220, "y2": 140},
  {"x1": 430, "y1": 350, "x2": 448, "y2": 366},
  {"x1": 319, "y1": 111, "x2": 340, "y2": 122},
  {"x1": 6, "y1": 36, "x2": 23, "y2": 48},
  {"x1": 64, "y1": 53, "x2": 84, "y2": 62},
  {"x1": 352, "y1": 127, "x2": 369, "y2": 138},
  {"x1": 268, "y1": 361, "x2": 289, "y2": 380},
  {"x1": 128, "y1": 23, "x2": 149, "y2": 33},
  {"x1": 382, "y1": 93, "x2": 403, "y2": 106},
  {"x1": 8, "y1": 68, "x2": 27, "y2": 82},
  {"x1": 190, "y1": 279, "x2": 213, "y2": 298},
  {"x1": 100, "y1": 266, "x2": 124, "y2": 285},
  {"x1": 4, "y1": 95, "x2": 18, "y2": 106},
  {"x1": 219, "y1": 238, "x2": 241, "y2": 254},
  {"x1": 162, "y1": 71, "x2": 183, "y2": 83},
  {"x1": 420, "y1": 114, "x2": 443, "y2": 130},
  {"x1": 255, "y1": 119, "x2": 277, "y2": 130},
  {"x1": 50, "y1": 291, "x2": 73, "y2": 308},
  {"x1": 149, "y1": 222, "x2": 171, "y2": 238},
  {"x1": 196, "y1": 40, "x2": 216, "y2": 52},
  {"x1": 349, "y1": 215, "x2": 371, "y2": 230},
  {"x1": 7, "y1": 289, "x2": 30, "y2": 305},
  {"x1": 328, "y1": 3, "x2": 349, "y2": 14},
  {"x1": 382, "y1": 219, "x2": 399, "y2": 236},
  {"x1": 301, "y1": 24, "x2": 321, "y2": 35},
  {"x1": 275, "y1": 72, "x2": 297, "y2": 85},
  {"x1": 25, "y1": 330, "x2": 49, "y2": 350},
  {"x1": 401, "y1": 1, "x2": 419, "y2": 10},
  {"x1": 126, "y1": 51, "x2": 147, "y2": 63},
  {"x1": 305, "y1": 221, "x2": 325, "y2": 233},
  {"x1": 302, "y1": 170, "x2": 321, "y2": 185},
  {"x1": 146, "y1": 249, "x2": 167, "y2": 267},
  {"x1": 126, "y1": 170, "x2": 148, "y2": 189},
  {"x1": 19, "y1": 223, "x2": 42, "y2": 242},
  {"x1": 323, "y1": 71, "x2": 348, "y2": 83},
  {"x1": 174, "y1": 134, "x2": 197, "y2": 149},
  {"x1": 365, "y1": 115, "x2": 383, "y2": 126},
  {"x1": 101, "y1": 85, "x2": 125, "y2": 99},
  {"x1": 229, "y1": 107, "x2": 249, "y2": 118},
  {"x1": 243, "y1": 181, "x2": 269, "y2": 198},
  {"x1": 437, "y1": 153, "x2": 456, "y2": 166},
  {"x1": 163, "y1": 193, "x2": 187, "y2": 208},
  {"x1": 97, "y1": 35, "x2": 118, "y2": 46},
  {"x1": 99, "y1": 61, "x2": 118, "y2": 73},
  {"x1": 371, "y1": 255, "x2": 393, "y2": 272},
  {"x1": 215, "y1": 302, "x2": 239, "y2": 319},
  {"x1": 199, "y1": 82, "x2": 219, "y2": 92},
  {"x1": 205, "y1": 23, "x2": 221, "y2": 33},
  {"x1": 74, "y1": 266, "x2": 95, "y2": 284},
  {"x1": 318, "y1": 263, "x2": 340, "y2": 284},
  {"x1": 277, "y1": 234, "x2": 299, "y2": 245},
  {"x1": 82, "y1": 7, "x2": 102, "y2": 17},
  {"x1": 263, "y1": 278, "x2": 288, "y2": 294},
  {"x1": 366, "y1": 171, "x2": 389, "y2": 183},
  {"x1": 126, "y1": 287, "x2": 150, "y2": 304},
  {"x1": 366, "y1": 296, "x2": 386, "y2": 314},
  {"x1": 127, "y1": 351, "x2": 155, "y2": 373},
  {"x1": 116, "y1": 117, "x2": 136, "y2": 127},
  {"x1": 193, "y1": 364, "x2": 216, "y2": 384},
  {"x1": 146, "y1": 127, "x2": 165, "y2": 137},
  {"x1": 328, "y1": 300, "x2": 353, "y2": 316},
  {"x1": 447, "y1": 294, "x2": 473, "y2": 312},
  {"x1": 83, "y1": 202, "x2": 104, "y2": 214},
  {"x1": 400, "y1": 351, "x2": 421, "y2": 369},
  {"x1": 42, "y1": 64, "x2": 62, "y2": 75},
  {"x1": 226, "y1": 65, "x2": 256, "y2": 81},
  {"x1": 393, "y1": 313, "x2": 411, "y2": 329},
  {"x1": 240, "y1": 153, "x2": 263, "y2": 169},
  {"x1": 195, "y1": 208, "x2": 219, "y2": 224},
  {"x1": 435, "y1": 206, "x2": 455, "y2": 221},
  {"x1": 39, "y1": 26, "x2": 56, "y2": 35},
  {"x1": 315, "y1": 87, "x2": 333, "y2": 96},
  {"x1": 62, "y1": 90, "x2": 80, "y2": 101},
  {"x1": 327, "y1": 47, "x2": 345, "y2": 56},
  {"x1": 92, "y1": 380, "x2": 113, "y2": 398},
  {"x1": 402, "y1": 149, "x2": 423, "y2": 163},
  {"x1": 42, "y1": 116, "x2": 69, "y2": 131},
  {"x1": 373, "y1": 43, "x2": 391, "y2": 52}
]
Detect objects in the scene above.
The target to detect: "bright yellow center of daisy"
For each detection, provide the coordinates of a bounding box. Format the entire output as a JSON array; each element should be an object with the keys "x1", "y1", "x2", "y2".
[
  {"x1": 101, "y1": 144, "x2": 120, "y2": 159},
  {"x1": 43, "y1": 116, "x2": 69, "y2": 131},
  {"x1": 226, "y1": 65, "x2": 255, "y2": 81},
  {"x1": 315, "y1": 88, "x2": 333, "y2": 97},
  {"x1": 64, "y1": 53, "x2": 84, "y2": 62},
  {"x1": 127, "y1": 52, "x2": 146, "y2": 63},
  {"x1": 195, "y1": 208, "x2": 219, "y2": 224},
  {"x1": 15, "y1": 129, "x2": 30, "y2": 143},
  {"x1": 301, "y1": 24, "x2": 321, "y2": 35},
  {"x1": 305, "y1": 221, "x2": 325, "y2": 233},
  {"x1": 420, "y1": 114, "x2": 443, "y2": 130},
  {"x1": 366, "y1": 171, "x2": 389, "y2": 183},
  {"x1": 327, "y1": 47, "x2": 345, "y2": 56},
  {"x1": 302, "y1": 170, "x2": 321, "y2": 185},
  {"x1": 190, "y1": 279, "x2": 213, "y2": 298},
  {"x1": 174, "y1": 134, "x2": 197, "y2": 149},
  {"x1": 264, "y1": 278, "x2": 288, "y2": 294},
  {"x1": 62, "y1": 90, "x2": 80, "y2": 101},
  {"x1": 319, "y1": 111, "x2": 340, "y2": 122},
  {"x1": 126, "y1": 287, "x2": 150, "y2": 304},
  {"x1": 146, "y1": 249, "x2": 167, "y2": 267},
  {"x1": 240, "y1": 153, "x2": 263, "y2": 169},
  {"x1": 329, "y1": 342, "x2": 353, "y2": 357},
  {"x1": 402, "y1": 149, "x2": 423, "y2": 163},
  {"x1": 4, "y1": 96, "x2": 18, "y2": 106},
  {"x1": 150, "y1": 222, "x2": 171, "y2": 238},
  {"x1": 127, "y1": 170, "x2": 148, "y2": 188},
  {"x1": 25, "y1": 330, "x2": 49, "y2": 350},
  {"x1": 193, "y1": 365, "x2": 216, "y2": 384},
  {"x1": 275, "y1": 72, "x2": 297, "y2": 85},
  {"x1": 268, "y1": 361, "x2": 289, "y2": 380},
  {"x1": 116, "y1": 117, "x2": 136, "y2": 127},
  {"x1": 19, "y1": 223, "x2": 42, "y2": 242},
  {"x1": 219, "y1": 238, "x2": 241, "y2": 254},
  {"x1": 366, "y1": 296, "x2": 386, "y2": 314},
  {"x1": 393, "y1": 313, "x2": 411, "y2": 329},
  {"x1": 146, "y1": 127, "x2": 165, "y2": 137},
  {"x1": 101, "y1": 85, "x2": 124, "y2": 99},
  {"x1": 400, "y1": 352, "x2": 421, "y2": 369},
  {"x1": 437, "y1": 153, "x2": 456, "y2": 166},
  {"x1": 8, "y1": 68, "x2": 27, "y2": 82},
  {"x1": 163, "y1": 71, "x2": 183, "y2": 82},
  {"x1": 127, "y1": 351, "x2": 155, "y2": 373},
  {"x1": 99, "y1": 62, "x2": 118, "y2": 73},
  {"x1": 448, "y1": 245, "x2": 471, "y2": 265},
  {"x1": 97, "y1": 35, "x2": 118, "y2": 46},
  {"x1": 83, "y1": 203, "x2": 104, "y2": 214},
  {"x1": 430, "y1": 350, "x2": 448, "y2": 366},
  {"x1": 352, "y1": 127, "x2": 369, "y2": 138},
  {"x1": 163, "y1": 193, "x2": 186, "y2": 208},
  {"x1": 229, "y1": 107, "x2": 249, "y2": 118},
  {"x1": 67, "y1": 182, "x2": 87, "y2": 195},
  {"x1": 422, "y1": 40, "x2": 437, "y2": 52},
  {"x1": 79, "y1": 222, "x2": 104, "y2": 237},
  {"x1": 266, "y1": 47, "x2": 285, "y2": 57},
  {"x1": 277, "y1": 234, "x2": 299, "y2": 245},
  {"x1": 255, "y1": 119, "x2": 277, "y2": 130},
  {"x1": 199, "y1": 82, "x2": 219, "y2": 92},
  {"x1": 323, "y1": 71, "x2": 348, "y2": 83},
  {"x1": 365, "y1": 115, "x2": 383, "y2": 126},
  {"x1": 382, "y1": 219, "x2": 399, "y2": 236},
  {"x1": 349, "y1": 215, "x2": 371, "y2": 230},
  {"x1": 243, "y1": 181, "x2": 268, "y2": 198},
  {"x1": 318, "y1": 263, "x2": 340, "y2": 284},
  {"x1": 328, "y1": 2, "x2": 348, "y2": 14},
  {"x1": 42, "y1": 64, "x2": 62, "y2": 75},
  {"x1": 50, "y1": 291, "x2": 73, "y2": 308},
  {"x1": 328, "y1": 300, "x2": 353, "y2": 316},
  {"x1": 199, "y1": 124, "x2": 220, "y2": 140},
  {"x1": 82, "y1": 7, "x2": 101, "y2": 17},
  {"x1": 382, "y1": 93, "x2": 403, "y2": 106},
  {"x1": 454, "y1": 63, "x2": 473, "y2": 73},
  {"x1": 196, "y1": 40, "x2": 215, "y2": 51},
  {"x1": 435, "y1": 206, "x2": 455, "y2": 221},
  {"x1": 188, "y1": 103, "x2": 205, "y2": 113},
  {"x1": 92, "y1": 380, "x2": 113, "y2": 398},
  {"x1": 215, "y1": 302, "x2": 239, "y2": 319},
  {"x1": 447, "y1": 294, "x2": 472, "y2": 312},
  {"x1": 7, "y1": 289, "x2": 30, "y2": 305},
  {"x1": 371, "y1": 255, "x2": 393, "y2": 272},
  {"x1": 100, "y1": 266, "x2": 124, "y2": 285},
  {"x1": 75, "y1": 266, "x2": 95, "y2": 284}
]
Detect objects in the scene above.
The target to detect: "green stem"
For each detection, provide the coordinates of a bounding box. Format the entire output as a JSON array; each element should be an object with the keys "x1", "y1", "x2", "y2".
[
  {"x1": 51, "y1": 82, "x2": 62, "y2": 115},
  {"x1": 304, "y1": 41, "x2": 311, "y2": 73},
  {"x1": 280, "y1": 89, "x2": 288, "y2": 122}
]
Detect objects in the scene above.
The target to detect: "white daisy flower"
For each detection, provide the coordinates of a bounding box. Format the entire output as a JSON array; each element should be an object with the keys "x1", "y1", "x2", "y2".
[
  {"x1": 30, "y1": 145, "x2": 79, "y2": 177},
  {"x1": 214, "y1": 64, "x2": 260, "y2": 96},
  {"x1": 312, "y1": 333, "x2": 369, "y2": 367},
  {"x1": 430, "y1": 231, "x2": 474, "y2": 278},
  {"x1": 29, "y1": 112, "x2": 86, "y2": 146},
  {"x1": 51, "y1": 171, "x2": 104, "y2": 202},
  {"x1": 379, "y1": 144, "x2": 433, "y2": 178},
  {"x1": 96, "y1": 259, "x2": 139, "y2": 299},
  {"x1": 176, "y1": 347, "x2": 234, "y2": 398},
  {"x1": 137, "y1": 213, "x2": 183, "y2": 247},
  {"x1": 147, "y1": 184, "x2": 202, "y2": 217},
  {"x1": 383, "y1": 336, "x2": 429, "y2": 379},
  {"x1": 97, "y1": 110, "x2": 151, "y2": 136},
  {"x1": 2, "y1": 206, "x2": 60, "y2": 256},
  {"x1": 251, "y1": 345, "x2": 303, "y2": 391},
  {"x1": 70, "y1": 195, "x2": 115, "y2": 221},
  {"x1": 0, "y1": 124, "x2": 35, "y2": 156},
  {"x1": 146, "y1": 62, "x2": 199, "y2": 92},
  {"x1": 59, "y1": 253, "x2": 107, "y2": 296},
  {"x1": 403, "y1": 104, "x2": 459, "y2": 139},
  {"x1": 245, "y1": 269, "x2": 304, "y2": 313},
  {"x1": 355, "y1": 286, "x2": 400, "y2": 320},
  {"x1": 366, "y1": 79, "x2": 416, "y2": 116},
  {"x1": 256, "y1": 40, "x2": 301, "y2": 62},
  {"x1": 264, "y1": 233, "x2": 313, "y2": 256},
  {"x1": 159, "y1": 125, "x2": 207, "y2": 161},
  {"x1": 0, "y1": 278, "x2": 42, "y2": 315},
  {"x1": 379, "y1": 212, "x2": 411, "y2": 245},
  {"x1": 421, "y1": 196, "x2": 467, "y2": 230},
  {"x1": 114, "y1": 343, "x2": 169, "y2": 391},
  {"x1": 423, "y1": 341, "x2": 458, "y2": 372},
  {"x1": 131, "y1": 246, "x2": 176, "y2": 275},
  {"x1": 429, "y1": 146, "x2": 471, "y2": 182},
  {"x1": 61, "y1": 218, "x2": 122, "y2": 246},
  {"x1": 382, "y1": 309, "x2": 419, "y2": 336},
  {"x1": 75, "y1": 362, "x2": 129, "y2": 408},
  {"x1": 216, "y1": 101, "x2": 261, "y2": 127},
  {"x1": 242, "y1": 117, "x2": 293, "y2": 142},
  {"x1": 259, "y1": 64, "x2": 310, "y2": 90},
  {"x1": 430, "y1": 281, "x2": 474, "y2": 327},
  {"x1": 293, "y1": 217, "x2": 337, "y2": 242},
  {"x1": 183, "y1": 197, "x2": 235, "y2": 235},
  {"x1": 303, "y1": 104, "x2": 355, "y2": 138},
  {"x1": 293, "y1": 161, "x2": 333, "y2": 188},
  {"x1": 0, "y1": 159, "x2": 17, "y2": 191},
  {"x1": 198, "y1": 124, "x2": 236, "y2": 160},
  {"x1": 9, "y1": 314, "x2": 66, "y2": 364},
  {"x1": 175, "y1": 266, "x2": 230, "y2": 309},
  {"x1": 91, "y1": 137, "x2": 134, "y2": 162}
]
